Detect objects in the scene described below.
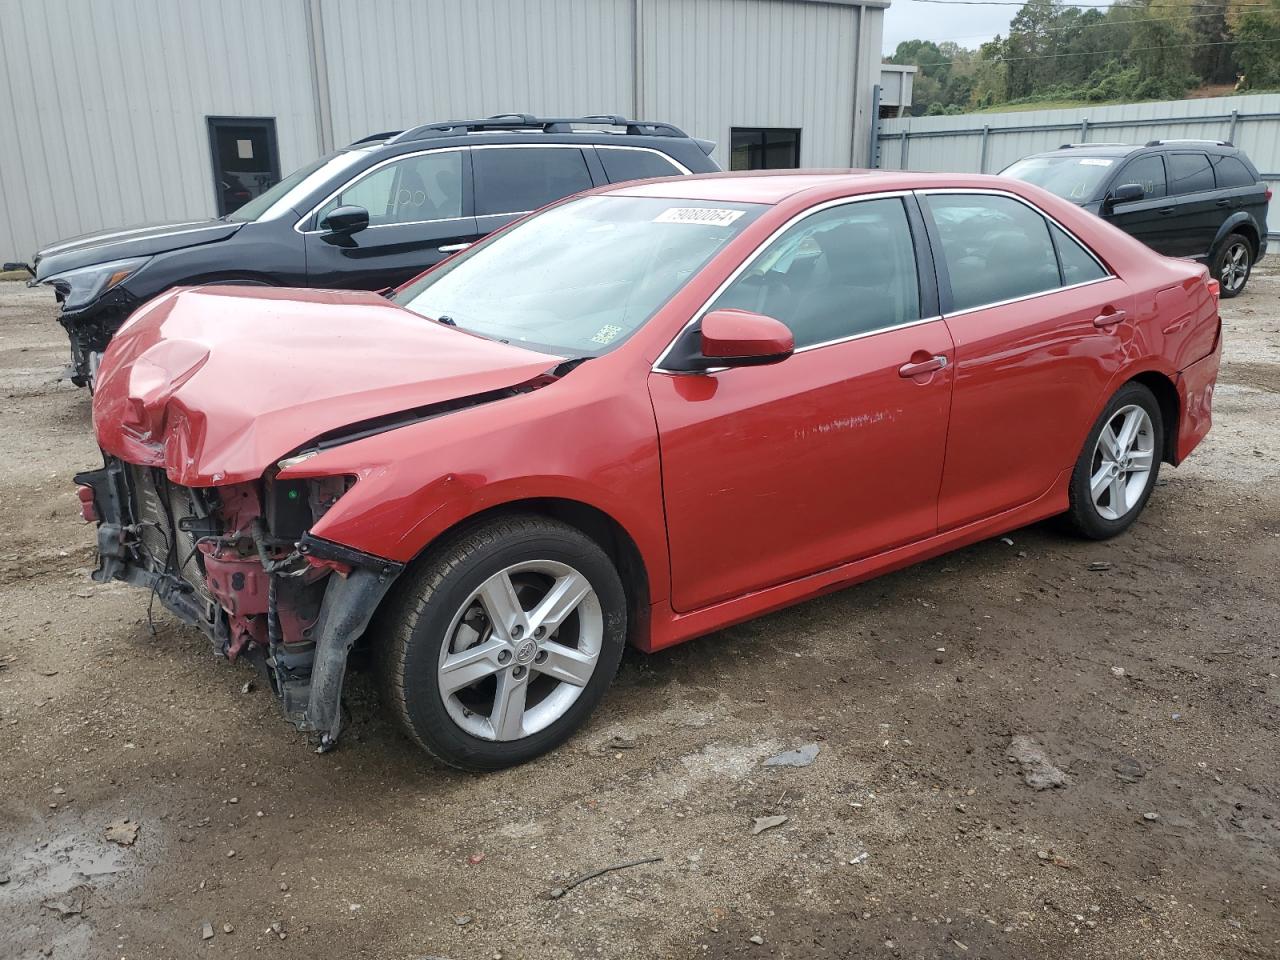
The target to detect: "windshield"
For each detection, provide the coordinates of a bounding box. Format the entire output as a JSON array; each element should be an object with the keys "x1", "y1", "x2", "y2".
[
  {"x1": 227, "y1": 150, "x2": 370, "y2": 222},
  {"x1": 393, "y1": 196, "x2": 766, "y2": 357},
  {"x1": 1002, "y1": 155, "x2": 1117, "y2": 202}
]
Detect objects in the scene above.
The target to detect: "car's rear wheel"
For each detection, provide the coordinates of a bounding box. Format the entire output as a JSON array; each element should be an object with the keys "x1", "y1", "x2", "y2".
[
  {"x1": 1213, "y1": 233, "x2": 1253, "y2": 298},
  {"x1": 1060, "y1": 382, "x2": 1163, "y2": 540},
  {"x1": 378, "y1": 514, "x2": 626, "y2": 771}
]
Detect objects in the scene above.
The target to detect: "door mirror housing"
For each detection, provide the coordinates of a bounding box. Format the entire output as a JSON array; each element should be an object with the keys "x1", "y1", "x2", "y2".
[
  {"x1": 320, "y1": 205, "x2": 370, "y2": 235},
  {"x1": 699, "y1": 309, "x2": 794, "y2": 367},
  {"x1": 1109, "y1": 183, "x2": 1145, "y2": 205}
]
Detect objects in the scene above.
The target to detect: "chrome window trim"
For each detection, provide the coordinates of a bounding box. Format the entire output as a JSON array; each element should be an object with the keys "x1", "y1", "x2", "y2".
[
  {"x1": 652, "y1": 190, "x2": 917, "y2": 374},
  {"x1": 939, "y1": 275, "x2": 1115, "y2": 320},
  {"x1": 915, "y1": 186, "x2": 1114, "y2": 285},
  {"x1": 294, "y1": 145, "x2": 469, "y2": 235}
]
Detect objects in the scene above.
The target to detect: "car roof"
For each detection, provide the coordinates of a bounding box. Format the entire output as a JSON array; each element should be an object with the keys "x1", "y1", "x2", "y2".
[
  {"x1": 606, "y1": 169, "x2": 1037, "y2": 204},
  {"x1": 1025, "y1": 141, "x2": 1242, "y2": 162}
]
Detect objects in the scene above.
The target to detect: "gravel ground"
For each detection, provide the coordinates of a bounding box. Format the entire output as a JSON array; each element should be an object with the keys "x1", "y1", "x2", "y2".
[{"x1": 1, "y1": 264, "x2": 1277, "y2": 960}]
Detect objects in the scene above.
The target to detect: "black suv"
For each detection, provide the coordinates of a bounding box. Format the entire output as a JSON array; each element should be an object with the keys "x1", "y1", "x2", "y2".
[
  {"x1": 13, "y1": 115, "x2": 719, "y2": 385},
  {"x1": 1003, "y1": 139, "x2": 1270, "y2": 297}
]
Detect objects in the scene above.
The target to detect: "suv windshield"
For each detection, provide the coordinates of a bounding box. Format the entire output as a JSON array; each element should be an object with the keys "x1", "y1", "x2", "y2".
[
  {"x1": 393, "y1": 195, "x2": 765, "y2": 356},
  {"x1": 227, "y1": 150, "x2": 370, "y2": 223},
  {"x1": 1002, "y1": 155, "x2": 1118, "y2": 202}
]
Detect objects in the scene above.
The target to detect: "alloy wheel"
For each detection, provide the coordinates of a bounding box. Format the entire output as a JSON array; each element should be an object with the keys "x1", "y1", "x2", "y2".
[
  {"x1": 437, "y1": 560, "x2": 603, "y2": 741},
  {"x1": 1089, "y1": 404, "x2": 1156, "y2": 521},
  {"x1": 1220, "y1": 241, "x2": 1250, "y2": 294}
]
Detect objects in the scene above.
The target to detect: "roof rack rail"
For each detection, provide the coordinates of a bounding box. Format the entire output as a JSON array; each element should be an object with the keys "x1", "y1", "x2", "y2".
[
  {"x1": 1145, "y1": 138, "x2": 1232, "y2": 147},
  {"x1": 349, "y1": 130, "x2": 403, "y2": 146},
  {"x1": 386, "y1": 114, "x2": 690, "y2": 144},
  {"x1": 1058, "y1": 141, "x2": 1130, "y2": 149}
]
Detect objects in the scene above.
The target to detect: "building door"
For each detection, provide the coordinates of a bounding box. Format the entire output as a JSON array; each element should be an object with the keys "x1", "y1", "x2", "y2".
[{"x1": 207, "y1": 117, "x2": 282, "y2": 217}]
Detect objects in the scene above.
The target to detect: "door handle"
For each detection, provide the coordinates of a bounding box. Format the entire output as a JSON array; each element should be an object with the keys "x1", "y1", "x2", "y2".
[
  {"x1": 438, "y1": 243, "x2": 471, "y2": 253},
  {"x1": 1215, "y1": 198, "x2": 1232, "y2": 208},
  {"x1": 1158, "y1": 206, "x2": 1175, "y2": 215},
  {"x1": 1093, "y1": 308, "x2": 1127, "y2": 328},
  {"x1": 898, "y1": 355, "x2": 949, "y2": 378}
]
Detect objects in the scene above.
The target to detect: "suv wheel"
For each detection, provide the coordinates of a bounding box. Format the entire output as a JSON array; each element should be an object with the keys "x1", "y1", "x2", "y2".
[
  {"x1": 378, "y1": 514, "x2": 627, "y2": 771},
  {"x1": 1213, "y1": 233, "x2": 1253, "y2": 298}
]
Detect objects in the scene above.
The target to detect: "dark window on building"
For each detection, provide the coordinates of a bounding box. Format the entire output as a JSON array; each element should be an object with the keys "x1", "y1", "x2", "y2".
[
  {"x1": 597, "y1": 147, "x2": 683, "y2": 183},
  {"x1": 1115, "y1": 155, "x2": 1166, "y2": 199},
  {"x1": 207, "y1": 117, "x2": 281, "y2": 216},
  {"x1": 1213, "y1": 155, "x2": 1256, "y2": 188},
  {"x1": 1166, "y1": 153, "x2": 1215, "y2": 195},
  {"x1": 730, "y1": 128, "x2": 801, "y2": 171},
  {"x1": 473, "y1": 147, "x2": 592, "y2": 216}
]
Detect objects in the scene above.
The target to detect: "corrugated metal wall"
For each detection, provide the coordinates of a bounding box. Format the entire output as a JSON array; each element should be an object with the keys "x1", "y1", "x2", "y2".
[
  {"x1": 877, "y1": 94, "x2": 1280, "y2": 235},
  {"x1": 638, "y1": 0, "x2": 882, "y2": 170},
  {"x1": 0, "y1": 0, "x2": 322, "y2": 258},
  {"x1": 317, "y1": 0, "x2": 635, "y2": 147},
  {"x1": 0, "y1": 0, "x2": 884, "y2": 259}
]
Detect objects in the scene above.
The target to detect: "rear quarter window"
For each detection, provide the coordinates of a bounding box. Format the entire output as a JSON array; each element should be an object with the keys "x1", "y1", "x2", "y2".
[
  {"x1": 1213, "y1": 156, "x2": 1256, "y2": 189},
  {"x1": 597, "y1": 147, "x2": 683, "y2": 183}
]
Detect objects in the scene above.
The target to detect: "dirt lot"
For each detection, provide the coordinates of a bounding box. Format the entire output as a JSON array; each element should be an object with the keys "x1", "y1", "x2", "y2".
[{"x1": 1, "y1": 265, "x2": 1278, "y2": 960}]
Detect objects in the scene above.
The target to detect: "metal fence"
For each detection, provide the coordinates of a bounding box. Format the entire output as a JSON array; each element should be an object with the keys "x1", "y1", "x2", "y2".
[{"x1": 876, "y1": 93, "x2": 1280, "y2": 236}]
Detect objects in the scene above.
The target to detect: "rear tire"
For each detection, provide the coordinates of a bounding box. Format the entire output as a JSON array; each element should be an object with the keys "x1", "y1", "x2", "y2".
[
  {"x1": 377, "y1": 514, "x2": 626, "y2": 771},
  {"x1": 1212, "y1": 232, "x2": 1253, "y2": 298},
  {"x1": 1060, "y1": 382, "x2": 1163, "y2": 540}
]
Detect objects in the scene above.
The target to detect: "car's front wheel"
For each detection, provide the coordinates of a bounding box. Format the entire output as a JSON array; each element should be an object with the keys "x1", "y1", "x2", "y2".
[
  {"x1": 1060, "y1": 382, "x2": 1164, "y2": 540},
  {"x1": 378, "y1": 514, "x2": 627, "y2": 771},
  {"x1": 1213, "y1": 232, "x2": 1253, "y2": 298}
]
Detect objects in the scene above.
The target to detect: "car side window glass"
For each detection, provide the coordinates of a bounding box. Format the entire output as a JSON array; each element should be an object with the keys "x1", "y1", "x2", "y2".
[
  {"x1": 1213, "y1": 156, "x2": 1254, "y2": 188},
  {"x1": 597, "y1": 148, "x2": 682, "y2": 183},
  {"x1": 317, "y1": 151, "x2": 463, "y2": 227},
  {"x1": 1050, "y1": 223, "x2": 1107, "y2": 285},
  {"x1": 1115, "y1": 155, "x2": 1166, "y2": 199},
  {"x1": 925, "y1": 194, "x2": 1060, "y2": 312},
  {"x1": 1166, "y1": 153, "x2": 1215, "y2": 195},
  {"x1": 473, "y1": 147, "x2": 592, "y2": 216},
  {"x1": 709, "y1": 197, "x2": 921, "y2": 349}
]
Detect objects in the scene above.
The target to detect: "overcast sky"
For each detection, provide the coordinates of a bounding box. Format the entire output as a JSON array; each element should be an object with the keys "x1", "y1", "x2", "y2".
[{"x1": 882, "y1": 0, "x2": 1039, "y2": 54}]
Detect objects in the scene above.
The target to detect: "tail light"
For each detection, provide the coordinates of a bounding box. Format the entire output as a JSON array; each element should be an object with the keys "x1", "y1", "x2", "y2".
[
  {"x1": 1207, "y1": 277, "x2": 1220, "y2": 303},
  {"x1": 1266, "y1": 187, "x2": 1273, "y2": 203}
]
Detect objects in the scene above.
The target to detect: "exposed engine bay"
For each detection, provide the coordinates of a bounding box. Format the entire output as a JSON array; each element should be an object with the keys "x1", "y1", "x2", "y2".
[{"x1": 74, "y1": 458, "x2": 403, "y2": 750}]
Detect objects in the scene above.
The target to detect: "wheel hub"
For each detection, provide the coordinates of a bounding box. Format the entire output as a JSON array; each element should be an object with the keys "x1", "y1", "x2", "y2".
[{"x1": 514, "y1": 637, "x2": 538, "y2": 665}]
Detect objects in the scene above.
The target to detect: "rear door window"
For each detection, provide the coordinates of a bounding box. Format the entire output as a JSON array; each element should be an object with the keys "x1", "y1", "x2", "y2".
[
  {"x1": 1213, "y1": 155, "x2": 1255, "y2": 188},
  {"x1": 924, "y1": 194, "x2": 1061, "y2": 312},
  {"x1": 597, "y1": 147, "x2": 683, "y2": 183},
  {"x1": 473, "y1": 147, "x2": 593, "y2": 216},
  {"x1": 1166, "y1": 153, "x2": 1215, "y2": 195},
  {"x1": 1115, "y1": 155, "x2": 1166, "y2": 199}
]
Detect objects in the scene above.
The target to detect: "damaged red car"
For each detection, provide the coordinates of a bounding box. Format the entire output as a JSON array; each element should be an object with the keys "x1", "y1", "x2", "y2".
[{"x1": 76, "y1": 171, "x2": 1221, "y2": 770}]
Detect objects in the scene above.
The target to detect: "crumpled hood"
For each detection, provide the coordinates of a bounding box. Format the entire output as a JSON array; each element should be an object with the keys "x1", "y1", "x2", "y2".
[
  {"x1": 93, "y1": 286, "x2": 562, "y2": 486},
  {"x1": 33, "y1": 220, "x2": 242, "y2": 281}
]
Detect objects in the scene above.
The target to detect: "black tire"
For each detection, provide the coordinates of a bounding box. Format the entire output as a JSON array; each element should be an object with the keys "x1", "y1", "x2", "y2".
[
  {"x1": 377, "y1": 514, "x2": 626, "y2": 771},
  {"x1": 1212, "y1": 232, "x2": 1253, "y2": 299},
  {"x1": 1060, "y1": 382, "x2": 1164, "y2": 540}
]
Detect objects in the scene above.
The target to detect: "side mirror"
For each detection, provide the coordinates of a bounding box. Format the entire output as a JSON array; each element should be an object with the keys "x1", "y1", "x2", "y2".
[
  {"x1": 699, "y1": 309, "x2": 794, "y2": 368},
  {"x1": 320, "y1": 205, "x2": 370, "y2": 235},
  {"x1": 1110, "y1": 183, "x2": 1145, "y2": 205}
]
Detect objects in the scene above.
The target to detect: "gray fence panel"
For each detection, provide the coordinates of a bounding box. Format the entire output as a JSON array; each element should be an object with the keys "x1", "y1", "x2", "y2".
[{"x1": 878, "y1": 94, "x2": 1280, "y2": 237}]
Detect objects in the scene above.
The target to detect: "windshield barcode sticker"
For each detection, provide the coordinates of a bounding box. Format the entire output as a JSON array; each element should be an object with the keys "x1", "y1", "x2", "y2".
[
  {"x1": 1079, "y1": 158, "x2": 1114, "y2": 166},
  {"x1": 655, "y1": 207, "x2": 745, "y2": 226}
]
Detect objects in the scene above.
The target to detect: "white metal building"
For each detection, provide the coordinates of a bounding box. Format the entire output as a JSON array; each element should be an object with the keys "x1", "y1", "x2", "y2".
[{"x1": 0, "y1": 0, "x2": 890, "y2": 260}]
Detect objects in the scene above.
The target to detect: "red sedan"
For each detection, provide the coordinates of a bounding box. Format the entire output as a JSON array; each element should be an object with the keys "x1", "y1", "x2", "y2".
[{"x1": 77, "y1": 171, "x2": 1221, "y2": 769}]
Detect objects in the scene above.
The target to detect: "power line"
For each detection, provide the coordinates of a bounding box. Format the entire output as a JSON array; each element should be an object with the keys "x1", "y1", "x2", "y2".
[
  {"x1": 910, "y1": 34, "x2": 1279, "y2": 67},
  {"x1": 906, "y1": 0, "x2": 1269, "y2": 7},
  {"x1": 898, "y1": 9, "x2": 1244, "y2": 45}
]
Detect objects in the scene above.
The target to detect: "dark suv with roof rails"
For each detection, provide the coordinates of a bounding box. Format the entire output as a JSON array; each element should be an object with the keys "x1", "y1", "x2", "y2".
[
  {"x1": 14, "y1": 114, "x2": 719, "y2": 386},
  {"x1": 1003, "y1": 139, "x2": 1270, "y2": 298}
]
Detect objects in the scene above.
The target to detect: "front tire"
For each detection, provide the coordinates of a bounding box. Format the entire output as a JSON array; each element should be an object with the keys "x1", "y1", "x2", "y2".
[
  {"x1": 378, "y1": 514, "x2": 627, "y2": 771},
  {"x1": 1060, "y1": 382, "x2": 1163, "y2": 540},
  {"x1": 1213, "y1": 232, "x2": 1253, "y2": 298}
]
